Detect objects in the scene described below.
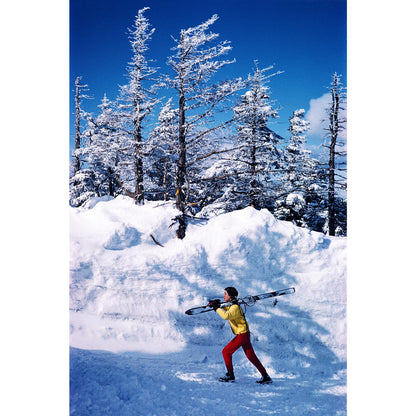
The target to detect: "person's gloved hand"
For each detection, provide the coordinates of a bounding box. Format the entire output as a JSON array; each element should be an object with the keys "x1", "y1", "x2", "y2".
[{"x1": 209, "y1": 299, "x2": 221, "y2": 310}]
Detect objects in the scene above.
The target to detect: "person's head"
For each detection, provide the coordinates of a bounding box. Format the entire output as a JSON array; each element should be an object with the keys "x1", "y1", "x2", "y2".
[{"x1": 224, "y1": 286, "x2": 238, "y2": 301}]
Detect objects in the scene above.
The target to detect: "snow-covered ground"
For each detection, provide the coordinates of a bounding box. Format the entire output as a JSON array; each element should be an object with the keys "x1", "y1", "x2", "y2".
[{"x1": 70, "y1": 196, "x2": 347, "y2": 415}]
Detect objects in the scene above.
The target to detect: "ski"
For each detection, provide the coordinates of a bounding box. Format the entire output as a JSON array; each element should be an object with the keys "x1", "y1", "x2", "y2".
[{"x1": 185, "y1": 287, "x2": 295, "y2": 315}]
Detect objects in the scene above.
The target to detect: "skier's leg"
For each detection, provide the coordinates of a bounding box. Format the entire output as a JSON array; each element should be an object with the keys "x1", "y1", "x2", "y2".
[
  {"x1": 241, "y1": 332, "x2": 268, "y2": 376},
  {"x1": 222, "y1": 335, "x2": 244, "y2": 374}
]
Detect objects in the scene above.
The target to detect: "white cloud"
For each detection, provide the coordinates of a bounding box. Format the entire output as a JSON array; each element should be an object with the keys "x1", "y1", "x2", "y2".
[
  {"x1": 305, "y1": 93, "x2": 331, "y2": 137},
  {"x1": 305, "y1": 92, "x2": 347, "y2": 142}
]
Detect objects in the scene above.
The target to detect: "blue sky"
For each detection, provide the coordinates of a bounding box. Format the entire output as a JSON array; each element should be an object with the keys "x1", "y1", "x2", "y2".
[{"x1": 70, "y1": 0, "x2": 346, "y2": 152}]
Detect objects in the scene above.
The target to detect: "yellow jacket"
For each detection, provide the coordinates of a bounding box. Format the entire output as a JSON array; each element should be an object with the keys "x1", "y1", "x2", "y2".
[{"x1": 216, "y1": 304, "x2": 249, "y2": 335}]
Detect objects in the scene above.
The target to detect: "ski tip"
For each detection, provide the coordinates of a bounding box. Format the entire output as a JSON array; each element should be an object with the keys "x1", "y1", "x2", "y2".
[{"x1": 185, "y1": 310, "x2": 192, "y2": 315}]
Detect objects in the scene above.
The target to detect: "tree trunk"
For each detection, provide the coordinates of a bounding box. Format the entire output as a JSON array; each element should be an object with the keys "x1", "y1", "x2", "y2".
[
  {"x1": 328, "y1": 143, "x2": 336, "y2": 236},
  {"x1": 74, "y1": 77, "x2": 82, "y2": 173},
  {"x1": 328, "y1": 75, "x2": 340, "y2": 236},
  {"x1": 175, "y1": 31, "x2": 187, "y2": 239},
  {"x1": 134, "y1": 149, "x2": 144, "y2": 204},
  {"x1": 163, "y1": 159, "x2": 168, "y2": 202},
  {"x1": 249, "y1": 82, "x2": 259, "y2": 209},
  {"x1": 134, "y1": 101, "x2": 145, "y2": 205},
  {"x1": 108, "y1": 167, "x2": 114, "y2": 196},
  {"x1": 249, "y1": 139, "x2": 258, "y2": 208}
]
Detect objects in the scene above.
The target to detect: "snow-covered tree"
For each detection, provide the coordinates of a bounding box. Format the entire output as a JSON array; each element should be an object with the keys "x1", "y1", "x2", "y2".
[
  {"x1": 117, "y1": 7, "x2": 159, "y2": 205},
  {"x1": 324, "y1": 73, "x2": 347, "y2": 236},
  {"x1": 75, "y1": 95, "x2": 123, "y2": 199},
  {"x1": 70, "y1": 115, "x2": 100, "y2": 207},
  {"x1": 70, "y1": 76, "x2": 96, "y2": 207},
  {"x1": 72, "y1": 76, "x2": 90, "y2": 174},
  {"x1": 224, "y1": 63, "x2": 283, "y2": 211},
  {"x1": 69, "y1": 168, "x2": 99, "y2": 207},
  {"x1": 165, "y1": 14, "x2": 244, "y2": 238},
  {"x1": 285, "y1": 109, "x2": 311, "y2": 185},
  {"x1": 274, "y1": 109, "x2": 320, "y2": 226},
  {"x1": 147, "y1": 98, "x2": 178, "y2": 201}
]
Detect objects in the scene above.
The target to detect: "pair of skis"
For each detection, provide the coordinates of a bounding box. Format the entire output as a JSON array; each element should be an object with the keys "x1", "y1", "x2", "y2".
[{"x1": 185, "y1": 287, "x2": 295, "y2": 315}]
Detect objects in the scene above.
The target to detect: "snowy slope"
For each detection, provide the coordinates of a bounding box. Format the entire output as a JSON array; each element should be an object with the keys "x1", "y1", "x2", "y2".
[{"x1": 70, "y1": 196, "x2": 346, "y2": 415}]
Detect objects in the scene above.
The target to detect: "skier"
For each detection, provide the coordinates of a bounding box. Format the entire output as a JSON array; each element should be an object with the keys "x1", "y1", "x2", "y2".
[{"x1": 210, "y1": 286, "x2": 272, "y2": 384}]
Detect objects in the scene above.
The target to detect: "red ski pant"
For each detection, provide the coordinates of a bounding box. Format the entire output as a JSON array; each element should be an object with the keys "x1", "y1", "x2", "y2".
[{"x1": 222, "y1": 331, "x2": 267, "y2": 376}]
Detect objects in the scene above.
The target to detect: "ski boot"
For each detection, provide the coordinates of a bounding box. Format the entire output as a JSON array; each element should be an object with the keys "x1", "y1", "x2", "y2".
[
  {"x1": 219, "y1": 372, "x2": 235, "y2": 382},
  {"x1": 256, "y1": 374, "x2": 272, "y2": 384}
]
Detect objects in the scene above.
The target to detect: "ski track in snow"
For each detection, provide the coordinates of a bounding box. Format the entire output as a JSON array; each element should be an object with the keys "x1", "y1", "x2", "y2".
[{"x1": 70, "y1": 196, "x2": 347, "y2": 415}]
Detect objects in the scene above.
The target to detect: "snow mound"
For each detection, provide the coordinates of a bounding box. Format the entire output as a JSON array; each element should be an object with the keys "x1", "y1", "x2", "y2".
[
  {"x1": 103, "y1": 225, "x2": 141, "y2": 250},
  {"x1": 70, "y1": 196, "x2": 346, "y2": 357},
  {"x1": 70, "y1": 196, "x2": 347, "y2": 415}
]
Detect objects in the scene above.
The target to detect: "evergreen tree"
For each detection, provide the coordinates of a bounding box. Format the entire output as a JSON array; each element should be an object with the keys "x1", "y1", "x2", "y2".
[
  {"x1": 275, "y1": 109, "x2": 319, "y2": 227},
  {"x1": 76, "y1": 95, "x2": 123, "y2": 198},
  {"x1": 147, "y1": 98, "x2": 178, "y2": 201},
  {"x1": 285, "y1": 109, "x2": 312, "y2": 187},
  {"x1": 165, "y1": 14, "x2": 244, "y2": 238},
  {"x1": 117, "y1": 7, "x2": 159, "y2": 205},
  {"x1": 72, "y1": 76, "x2": 90, "y2": 174},
  {"x1": 227, "y1": 63, "x2": 283, "y2": 211},
  {"x1": 69, "y1": 168, "x2": 99, "y2": 207},
  {"x1": 69, "y1": 77, "x2": 96, "y2": 207}
]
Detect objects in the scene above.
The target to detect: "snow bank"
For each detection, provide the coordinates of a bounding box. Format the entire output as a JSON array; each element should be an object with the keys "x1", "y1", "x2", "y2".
[{"x1": 70, "y1": 196, "x2": 347, "y2": 415}]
